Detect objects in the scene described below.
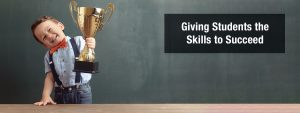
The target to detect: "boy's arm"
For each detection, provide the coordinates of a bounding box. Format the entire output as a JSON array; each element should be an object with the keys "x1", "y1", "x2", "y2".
[{"x1": 34, "y1": 71, "x2": 56, "y2": 106}]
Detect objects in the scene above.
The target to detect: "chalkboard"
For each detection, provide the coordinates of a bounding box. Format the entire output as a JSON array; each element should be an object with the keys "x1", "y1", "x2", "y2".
[{"x1": 0, "y1": 0, "x2": 299, "y2": 103}]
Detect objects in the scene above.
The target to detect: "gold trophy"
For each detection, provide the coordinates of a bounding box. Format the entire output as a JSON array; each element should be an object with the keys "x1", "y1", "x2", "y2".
[{"x1": 69, "y1": 0, "x2": 115, "y2": 73}]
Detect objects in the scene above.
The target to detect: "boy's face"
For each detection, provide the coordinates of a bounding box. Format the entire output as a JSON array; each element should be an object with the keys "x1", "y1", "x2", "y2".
[{"x1": 34, "y1": 20, "x2": 66, "y2": 48}]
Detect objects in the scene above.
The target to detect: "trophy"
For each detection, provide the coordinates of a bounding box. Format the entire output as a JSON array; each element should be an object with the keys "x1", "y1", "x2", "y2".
[{"x1": 69, "y1": 0, "x2": 115, "y2": 73}]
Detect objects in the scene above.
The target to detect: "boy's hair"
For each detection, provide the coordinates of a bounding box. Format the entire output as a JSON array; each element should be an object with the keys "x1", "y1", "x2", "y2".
[{"x1": 31, "y1": 16, "x2": 60, "y2": 44}]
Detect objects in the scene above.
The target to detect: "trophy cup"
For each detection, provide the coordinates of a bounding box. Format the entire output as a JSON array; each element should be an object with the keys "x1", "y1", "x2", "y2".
[{"x1": 69, "y1": 0, "x2": 115, "y2": 73}]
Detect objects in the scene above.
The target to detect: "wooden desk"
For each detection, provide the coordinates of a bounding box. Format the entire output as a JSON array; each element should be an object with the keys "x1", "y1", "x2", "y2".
[{"x1": 0, "y1": 104, "x2": 300, "y2": 113}]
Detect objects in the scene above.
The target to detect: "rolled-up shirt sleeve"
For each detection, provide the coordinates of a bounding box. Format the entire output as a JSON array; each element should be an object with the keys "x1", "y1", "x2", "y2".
[{"x1": 44, "y1": 51, "x2": 51, "y2": 74}]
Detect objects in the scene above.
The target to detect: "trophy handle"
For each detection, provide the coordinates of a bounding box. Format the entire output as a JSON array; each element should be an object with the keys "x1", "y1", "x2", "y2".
[
  {"x1": 69, "y1": 0, "x2": 78, "y2": 26},
  {"x1": 100, "y1": 3, "x2": 115, "y2": 30}
]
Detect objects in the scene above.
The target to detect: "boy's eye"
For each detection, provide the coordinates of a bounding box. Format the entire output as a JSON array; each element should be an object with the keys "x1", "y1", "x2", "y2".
[{"x1": 43, "y1": 36, "x2": 46, "y2": 41}]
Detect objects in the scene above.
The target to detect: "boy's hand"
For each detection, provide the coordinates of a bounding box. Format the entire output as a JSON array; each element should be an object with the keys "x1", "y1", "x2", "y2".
[
  {"x1": 86, "y1": 37, "x2": 96, "y2": 49},
  {"x1": 34, "y1": 95, "x2": 56, "y2": 106}
]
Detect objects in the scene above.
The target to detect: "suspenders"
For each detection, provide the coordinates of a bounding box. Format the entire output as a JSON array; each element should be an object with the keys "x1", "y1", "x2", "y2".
[{"x1": 49, "y1": 38, "x2": 81, "y2": 88}]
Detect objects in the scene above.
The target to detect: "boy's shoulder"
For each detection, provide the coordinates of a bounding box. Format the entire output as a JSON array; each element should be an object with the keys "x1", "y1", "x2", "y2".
[
  {"x1": 70, "y1": 36, "x2": 84, "y2": 44},
  {"x1": 71, "y1": 35, "x2": 85, "y2": 43},
  {"x1": 44, "y1": 50, "x2": 50, "y2": 62},
  {"x1": 72, "y1": 35, "x2": 84, "y2": 40}
]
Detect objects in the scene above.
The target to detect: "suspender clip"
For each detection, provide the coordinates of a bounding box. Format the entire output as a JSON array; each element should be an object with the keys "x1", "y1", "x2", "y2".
[
  {"x1": 59, "y1": 85, "x2": 64, "y2": 89},
  {"x1": 76, "y1": 83, "x2": 80, "y2": 89}
]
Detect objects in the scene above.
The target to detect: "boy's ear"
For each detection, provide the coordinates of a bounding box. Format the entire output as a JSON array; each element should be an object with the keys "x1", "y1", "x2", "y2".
[{"x1": 57, "y1": 22, "x2": 65, "y2": 30}]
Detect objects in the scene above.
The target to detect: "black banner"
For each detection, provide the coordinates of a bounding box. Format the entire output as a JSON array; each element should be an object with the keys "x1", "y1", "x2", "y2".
[{"x1": 164, "y1": 14, "x2": 285, "y2": 53}]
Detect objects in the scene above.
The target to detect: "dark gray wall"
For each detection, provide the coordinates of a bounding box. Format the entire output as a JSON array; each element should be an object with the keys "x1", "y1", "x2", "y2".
[{"x1": 0, "y1": 0, "x2": 299, "y2": 103}]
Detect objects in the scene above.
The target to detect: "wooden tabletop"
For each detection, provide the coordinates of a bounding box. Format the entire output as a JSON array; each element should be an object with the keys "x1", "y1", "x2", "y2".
[{"x1": 1, "y1": 104, "x2": 300, "y2": 113}]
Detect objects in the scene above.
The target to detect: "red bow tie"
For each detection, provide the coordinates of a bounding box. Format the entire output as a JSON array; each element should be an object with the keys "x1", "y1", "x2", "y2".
[{"x1": 50, "y1": 38, "x2": 67, "y2": 55}]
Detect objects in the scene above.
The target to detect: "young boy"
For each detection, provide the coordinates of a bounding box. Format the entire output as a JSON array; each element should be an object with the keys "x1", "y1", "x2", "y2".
[{"x1": 31, "y1": 16, "x2": 95, "y2": 105}]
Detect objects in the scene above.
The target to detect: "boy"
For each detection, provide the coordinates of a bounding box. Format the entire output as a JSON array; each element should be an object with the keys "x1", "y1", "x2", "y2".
[{"x1": 31, "y1": 16, "x2": 95, "y2": 105}]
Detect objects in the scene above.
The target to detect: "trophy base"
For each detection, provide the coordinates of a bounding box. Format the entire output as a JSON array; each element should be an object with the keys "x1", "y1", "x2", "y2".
[{"x1": 74, "y1": 61, "x2": 99, "y2": 73}]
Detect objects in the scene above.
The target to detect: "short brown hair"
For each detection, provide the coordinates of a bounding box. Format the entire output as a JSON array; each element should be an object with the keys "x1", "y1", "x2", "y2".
[{"x1": 31, "y1": 16, "x2": 60, "y2": 44}]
